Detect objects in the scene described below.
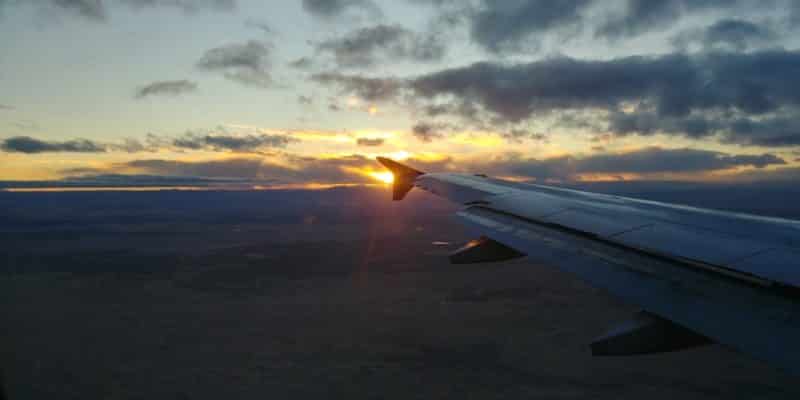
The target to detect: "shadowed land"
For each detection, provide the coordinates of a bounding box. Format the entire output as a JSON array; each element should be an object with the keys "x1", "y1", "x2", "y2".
[{"x1": 1, "y1": 186, "x2": 798, "y2": 399}]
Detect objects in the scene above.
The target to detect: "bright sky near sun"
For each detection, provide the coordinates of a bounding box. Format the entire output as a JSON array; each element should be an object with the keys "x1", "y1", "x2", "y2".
[{"x1": 2, "y1": 0, "x2": 800, "y2": 187}]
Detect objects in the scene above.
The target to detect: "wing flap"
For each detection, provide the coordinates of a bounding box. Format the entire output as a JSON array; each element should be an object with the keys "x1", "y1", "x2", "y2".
[
  {"x1": 731, "y1": 248, "x2": 800, "y2": 288},
  {"x1": 455, "y1": 206, "x2": 800, "y2": 374}
]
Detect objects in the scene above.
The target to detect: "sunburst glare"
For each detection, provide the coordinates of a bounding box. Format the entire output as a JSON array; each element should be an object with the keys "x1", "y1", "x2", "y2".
[{"x1": 369, "y1": 171, "x2": 394, "y2": 184}]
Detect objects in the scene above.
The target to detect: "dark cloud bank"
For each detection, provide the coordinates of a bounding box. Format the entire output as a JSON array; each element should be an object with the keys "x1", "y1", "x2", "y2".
[
  {"x1": 1, "y1": 130, "x2": 298, "y2": 154},
  {"x1": 1, "y1": 136, "x2": 106, "y2": 154},
  {"x1": 315, "y1": 48, "x2": 800, "y2": 147},
  {"x1": 173, "y1": 131, "x2": 298, "y2": 151},
  {"x1": 489, "y1": 147, "x2": 785, "y2": 181}
]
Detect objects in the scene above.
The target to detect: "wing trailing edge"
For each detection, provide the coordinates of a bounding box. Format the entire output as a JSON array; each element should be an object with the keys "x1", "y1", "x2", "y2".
[{"x1": 376, "y1": 157, "x2": 424, "y2": 201}]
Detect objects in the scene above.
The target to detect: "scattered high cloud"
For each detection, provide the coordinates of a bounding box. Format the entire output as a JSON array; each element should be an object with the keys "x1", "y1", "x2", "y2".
[
  {"x1": 311, "y1": 72, "x2": 401, "y2": 102},
  {"x1": 469, "y1": 0, "x2": 590, "y2": 53},
  {"x1": 196, "y1": 40, "x2": 273, "y2": 87},
  {"x1": 134, "y1": 80, "x2": 198, "y2": 99},
  {"x1": 411, "y1": 121, "x2": 446, "y2": 142},
  {"x1": 412, "y1": 1, "x2": 791, "y2": 54},
  {"x1": 315, "y1": 24, "x2": 446, "y2": 68},
  {"x1": 301, "y1": 0, "x2": 381, "y2": 19},
  {"x1": 121, "y1": 0, "x2": 235, "y2": 13},
  {"x1": 1, "y1": 0, "x2": 236, "y2": 22},
  {"x1": 501, "y1": 129, "x2": 547, "y2": 143},
  {"x1": 595, "y1": 0, "x2": 759, "y2": 40},
  {"x1": 1, "y1": 136, "x2": 106, "y2": 153},
  {"x1": 672, "y1": 19, "x2": 778, "y2": 51},
  {"x1": 288, "y1": 57, "x2": 314, "y2": 70}
]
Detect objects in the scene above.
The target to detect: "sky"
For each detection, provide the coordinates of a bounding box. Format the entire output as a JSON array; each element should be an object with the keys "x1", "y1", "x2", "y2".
[{"x1": 2, "y1": 0, "x2": 800, "y2": 189}]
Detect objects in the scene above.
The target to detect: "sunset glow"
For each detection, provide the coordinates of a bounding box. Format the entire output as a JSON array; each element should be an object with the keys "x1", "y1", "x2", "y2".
[
  {"x1": 0, "y1": 1, "x2": 799, "y2": 189},
  {"x1": 369, "y1": 171, "x2": 394, "y2": 185}
]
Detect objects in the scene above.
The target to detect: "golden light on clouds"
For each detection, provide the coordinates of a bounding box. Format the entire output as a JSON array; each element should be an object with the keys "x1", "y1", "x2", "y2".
[
  {"x1": 381, "y1": 150, "x2": 411, "y2": 161},
  {"x1": 369, "y1": 171, "x2": 394, "y2": 184},
  {"x1": 450, "y1": 133, "x2": 504, "y2": 147}
]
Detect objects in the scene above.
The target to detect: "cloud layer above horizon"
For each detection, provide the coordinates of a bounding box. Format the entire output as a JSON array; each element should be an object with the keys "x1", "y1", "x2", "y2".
[{"x1": 2, "y1": 0, "x2": 800, "y2": 188}]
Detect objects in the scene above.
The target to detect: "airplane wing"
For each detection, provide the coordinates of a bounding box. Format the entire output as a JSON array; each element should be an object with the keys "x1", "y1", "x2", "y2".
[{"x1": 377, "y1": 157, "x2": 800, "y2": 374}]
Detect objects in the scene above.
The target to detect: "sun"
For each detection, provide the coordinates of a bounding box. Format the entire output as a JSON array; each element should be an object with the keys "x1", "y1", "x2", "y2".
[{"x1": 369, "y1": 171, "x2": 394, "y2": 184}]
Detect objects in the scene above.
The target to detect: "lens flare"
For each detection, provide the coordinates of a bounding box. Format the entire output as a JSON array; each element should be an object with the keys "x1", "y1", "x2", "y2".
[{"x1": 369, "y1": 171, "x2": 394, "y2": 184}]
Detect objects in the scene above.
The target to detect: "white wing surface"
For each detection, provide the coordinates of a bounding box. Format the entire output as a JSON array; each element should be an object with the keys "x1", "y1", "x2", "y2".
[{"x1": 377, "y1": 157, "x2": 800, "y2": 374}]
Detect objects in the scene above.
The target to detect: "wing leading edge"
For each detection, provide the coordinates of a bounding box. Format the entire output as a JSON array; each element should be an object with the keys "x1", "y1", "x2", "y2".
[{"x1": 377, "y1": 157, "x2": 800, "y2": 374}]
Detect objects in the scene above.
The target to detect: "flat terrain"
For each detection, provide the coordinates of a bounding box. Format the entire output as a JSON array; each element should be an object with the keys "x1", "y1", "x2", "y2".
[{"x1": 1, "y1": 187, "x2": 798, "y2": 399}]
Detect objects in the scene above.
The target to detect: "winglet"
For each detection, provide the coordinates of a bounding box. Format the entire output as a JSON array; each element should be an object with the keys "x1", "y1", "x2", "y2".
[{"x1": 376, "y1": 157, "x2": 425, "y2": 201}]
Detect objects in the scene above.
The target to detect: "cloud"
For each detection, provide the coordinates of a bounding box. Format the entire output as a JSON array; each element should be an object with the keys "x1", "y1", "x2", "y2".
[
  {"x1": 356, "y1": 137, "x2": 384, "y2": 146},
  {"x1": 2, "y1": 0, "x2": 235, "y2": 22},
  {"x1": 7, "y1": 174, "x2": 255, "y2": 189},
  {"x1": 301, "y1": 0, "x2": 381, "y2": 19},
  {"x1": 8, "y1": 144, "x2": 787, "y2": 188},
  {"x1": 315, "y1": 24, "x2": 446, "y2": 68},
  {"x1": 134, "y1": 80, "x2": 197, "y2": 99},
  {"x1": 595, "y1": 0, "x2": 758, "y2": 40},
  {"x1": 413, "y1": 1, "x2": 788, "y2": 54},
  {"x1": 11, "y1": 120, "x2": 39, "y2": 131},
  {"x1": 411, "y1": 122, "x2": 446, "y2": 142},
  {"x1": 406, "y1": 50, "x2": 800, "y2": 146},
  {"x1": 572, "y1": 147, "x2": 783, "y2": 173},
  {"x1": 288, "y1": 57, "x2": 314, "y2": 70},
  {"x1": 0, "y1": 130, "x2": 297, "y2": 155},
  {"x1": 67, "y1": 154, "x2": 380, "y2": 184},
  {"x1": 244, "y1": 18, "x2": 273, "y2": 34},
  {"x1": 122, "y1": 158, "x2": 269, "y2": 179},
  {"x1": 49, "y1": 0, "x2": 107, "y2": 21},
  {"x1": 172, "y1": 130, "x2": 298, "y2": 152},
  {"x1": 43, "y1": 152, "x2": 462, "y2": 189},
  {"x1": 311, "y1": 72, "x2": 402, "y2": 102},
  {"x1": 410, "y1": 54, "x2": 697, "y2": 122},
  {"x1": 196, "y1": 40, "x2": 272, "y2": 87},
  {"x1": 1, "y1": 136, "x2": 106, "y2": 153},
  {"x1": 107, "y1": 137, "x2": 159, "y2": 153},
  {"x1": 672, "y1": 19, "x2": 778, "y2": 51},
  {"x1": 470, "y1": 0, "x2": 591, "y2": 53},
  {"x1": 121, "y1": 0, "x2": 235, "y2": 12},
  {"x1": 608, "y1": 111, "x2": 800, "y2": 147},
  {"x1": 501, "y1": 129, "x2": 547, "y2": 143},
  {"x1": 480, "y1": 147, "x2": 786, "y2": 181},
  {"x1": 0, "y1": 104, "x2": 13, "y2": 110}
]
